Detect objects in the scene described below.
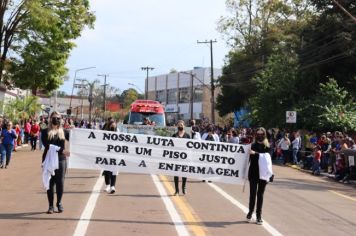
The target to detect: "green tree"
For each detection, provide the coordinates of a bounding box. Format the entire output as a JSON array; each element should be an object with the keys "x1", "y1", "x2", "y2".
[
  {"x1": 120, "y1": 88, "x2": 139, "y2": 109},
  {"x1": 0, "y1": 0, "x2": 95, "y2": 93},
  {"x1": 248, "y1": 51, "x2": 299, "y2": 127},
  {"x1": 216, "y1": 0, "x2": 312, "y2": 116},
  {"x1": 297, "y1": 78, "x2": 356, "y2": 132},
  {"x1": 2, "y1": 96, "x2": 41, "y2": 122},
  {"x1": 299, "y1": 0, "x2": 356, "y2": 98}
]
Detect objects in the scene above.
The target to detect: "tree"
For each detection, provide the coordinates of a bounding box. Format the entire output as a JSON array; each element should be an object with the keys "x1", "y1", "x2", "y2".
[
  {"x1": 92, "y1": 85, "x2": 120, "y2": 112},
  {"x1": 248, "y1": 51, "x2": 299, "y2": 127},
  {"x1": 120, "y1": 88, "x2": 139, "y2": 109},
  {"x1": 216, "y1": 0, "x2": 312, "y2": 116},
  {"x1": 299, "y1": 0, "x2": 356, "y2": 98},
  {"x1": 0, "y1": 0, "x2": 95, "y2": 93},
  {"x1": 297, "y1": 78, "x2": 356, "y2": 132},
  {"x1": 2, "y1": 96, "x2": 41, "y2": 122}
]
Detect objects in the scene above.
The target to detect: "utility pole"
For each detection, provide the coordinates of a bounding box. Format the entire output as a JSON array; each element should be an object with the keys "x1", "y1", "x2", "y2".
[
  {"x1": 190, "y1": 73, "x2": 194, "y2": 121},
  {"x1": 98, "y1": 74, "x2": 109, "y2": 114},
  {"x1": 197, "y1": 39, "x2": 217, "y2": 124},
  {"x1": 141, "y1": 66, "x2": 154, "y2": 100}
]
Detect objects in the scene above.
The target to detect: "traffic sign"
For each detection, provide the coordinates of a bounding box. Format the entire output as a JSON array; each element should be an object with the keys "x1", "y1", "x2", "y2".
[{"x1": 286, "y1": 111, "x2": 297, "y2": 123}]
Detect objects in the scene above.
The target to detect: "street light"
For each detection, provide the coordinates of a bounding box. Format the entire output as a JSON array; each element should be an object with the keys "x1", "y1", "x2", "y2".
[
  {"x1": 128, "y1": 83, "x2": 144, "y2": 94},
  {"x1": 54, "y1": 75, "x2": 69, "y2": 111},
  {"x1": 69, "y1": 66, "x2": 96, "y2": 115}
]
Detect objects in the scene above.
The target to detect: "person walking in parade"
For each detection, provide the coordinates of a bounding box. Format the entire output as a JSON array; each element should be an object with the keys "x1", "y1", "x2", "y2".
[
  {"x1": 0, "y1": 121, "x2": 17, "y2": 168},
  {"x1": 172, "y1": 120, "x2": 190, "y2": 196},
  {"x1": 24, "y1": 119, "x2": 32, "y2": 144},
  {"x1": 102, "y1": 118, "x2": 118, "y2": 194},
  {"x1": 247, "y1": 127, "x2": 273, "y2": 225},
  {"x1": 30, "y1": 120, "x2": 40, "y2": 151},
  {"x1": 42, "y1": 112, "x2": 69, "y2": 214},
  {"x1": 39, "y1": 117, "x2": 48, "y2": 150}
]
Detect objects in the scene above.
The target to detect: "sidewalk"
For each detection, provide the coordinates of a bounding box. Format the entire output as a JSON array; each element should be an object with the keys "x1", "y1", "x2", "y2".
[{"x1": 283, "y1": 162, "x2": 356, "y2": 186}]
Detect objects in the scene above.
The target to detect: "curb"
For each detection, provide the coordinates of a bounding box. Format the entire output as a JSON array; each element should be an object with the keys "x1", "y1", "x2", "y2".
[{"x1": 283, "y1": 163, "x2": 356, "y2": 186}]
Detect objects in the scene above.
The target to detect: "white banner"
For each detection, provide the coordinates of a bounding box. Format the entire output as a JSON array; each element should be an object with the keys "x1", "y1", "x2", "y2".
[{"x1": 69, "y1": 128, "x2": 251, "y2": 184}]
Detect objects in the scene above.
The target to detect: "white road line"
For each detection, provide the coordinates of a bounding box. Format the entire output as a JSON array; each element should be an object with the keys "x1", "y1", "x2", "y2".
[
  {"x1": 208, "y1": 183, "x2": 284, "y2": 236},
  {"x1": 151, "y1": 175, "x2": 190, "y2": 236},
  {"x1": 73, "y1": 173, "x2": 104, "y2": 236}
]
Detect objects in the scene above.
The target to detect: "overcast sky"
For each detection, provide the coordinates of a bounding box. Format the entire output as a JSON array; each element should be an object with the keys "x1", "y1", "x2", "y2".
[{"x1": 62, "y1": 0, "x2": 230, "y2": 95}]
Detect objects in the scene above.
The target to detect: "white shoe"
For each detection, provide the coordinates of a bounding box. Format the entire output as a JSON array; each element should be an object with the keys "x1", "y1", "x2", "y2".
[
  {"x1": 105, "y1": 185, "x2": 110, "y2": 193},
  {"x1": 110, "y1": 186, "x2": 116, "y2": 194}
]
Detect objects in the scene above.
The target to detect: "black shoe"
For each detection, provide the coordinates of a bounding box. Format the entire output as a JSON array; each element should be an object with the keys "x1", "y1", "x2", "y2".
[
  {"x1": 246, "y1": 212, "x2": 252, "y2": 223},
  {"x1": 256, "y1": 217, "x2": 263, "y2": 225},
  {"x1": 57, "y1": 203, "x2": 64, "y2": 213},
  {"x1": 47, "y1": 206, "x2": 54, "y2": 214},
  {"x1": 174, "y1": 191, "x2": 179, "y2": 196},
  {"x1": 182, "y1": 188, "x2": 186, "y2": 195}
]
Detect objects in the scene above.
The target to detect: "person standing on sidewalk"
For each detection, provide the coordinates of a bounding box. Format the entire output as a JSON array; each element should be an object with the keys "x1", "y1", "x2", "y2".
[
  {"x1": 172, "y1": 120, "x2": 190, "y2": 195},
  {"x1": 102, "y1": 118, "x2": 119, "y2": 194},
  {"x1": 30, "y1": 120, "x2": 40, "y2": 151},
  {"x1": 246, "y1": 127, "x2": 272, "y2": 225},
  {"x1": 292, "y1": 131, "x2": 302, "y2": 164},
  {"x1": 0, "y1": 121, "x2": 17, "y2": 168},
  {"x1": 42, "y1": 112, "x2": 69, "y2": 214},
  {"x1": 278, "y1": 133, "x2": 291, "y2": 165}
]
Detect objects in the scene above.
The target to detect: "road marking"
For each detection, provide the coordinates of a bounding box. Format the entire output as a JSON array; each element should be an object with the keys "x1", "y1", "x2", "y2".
[
  {"x1": 329, "y1": 190, "x2": 356, "y2": 202},
  {"x1": 159, "y1": 175, "x2": 207, "y2": 236},
  {"x1": 73, "y1": 173, "x2": 104, "y2": 236},
  {"x1": 208, "y1": 183, "x2": 284, "y2": 236},
  {"x1": 151, "y1": 175, "x2": 190, "y2": 236}
]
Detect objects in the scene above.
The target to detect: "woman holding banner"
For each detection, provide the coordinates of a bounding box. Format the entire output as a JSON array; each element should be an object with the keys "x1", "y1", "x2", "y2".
[
  {"x1": 172, "y1": 120, "x2": 190, "y2": 196},
  {"x1": 247, "y1": 127, "x2": 273, "y2": 225},
  {"x1": 42, "y1": 111, "x2": 69, "y2": 214},
  {"x1": 102, "y1": 118, "x2": 118, "y2": 194}
]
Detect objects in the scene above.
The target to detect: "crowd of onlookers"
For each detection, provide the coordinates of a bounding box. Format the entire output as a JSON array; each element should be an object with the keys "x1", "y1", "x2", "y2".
[{"x1": 2, "y1": 115, "x2": 355, "y2": 184}]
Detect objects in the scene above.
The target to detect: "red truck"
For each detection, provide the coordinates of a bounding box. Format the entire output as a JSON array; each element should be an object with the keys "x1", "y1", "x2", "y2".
[{"x1": 128, "y1": 100, "x2": 166, "y2": 126}]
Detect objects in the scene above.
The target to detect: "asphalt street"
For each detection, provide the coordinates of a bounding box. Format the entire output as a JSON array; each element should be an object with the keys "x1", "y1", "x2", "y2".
[{"x1": 0, "y1": 146, "x2": 355, "y2": 236}]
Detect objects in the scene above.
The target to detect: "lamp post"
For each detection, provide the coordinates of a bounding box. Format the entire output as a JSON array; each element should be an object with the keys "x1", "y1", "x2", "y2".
[
  {"x1": 69, "y1": 66, "x2": 95, "y2": 115},
  {"x1": 54, "y1": 75, "x2": 69, "y2": 112}
]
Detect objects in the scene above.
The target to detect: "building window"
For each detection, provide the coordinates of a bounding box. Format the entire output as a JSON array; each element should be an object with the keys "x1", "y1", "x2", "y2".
[
  {"x1": 155, "y1": 90, "x2": 165, "y2": 103},
  {"x1": 178, "y1": 87, "x2": 189, "y2": 103},
  {"x1": 194, "y1": 86, "x2": 203, "y2": 102},
  {"x1": 167, "y1": 89, "x2": 177, "y2": 104}
]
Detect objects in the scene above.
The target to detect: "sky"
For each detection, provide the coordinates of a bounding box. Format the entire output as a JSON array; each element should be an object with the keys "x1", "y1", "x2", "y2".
[{"x1": 62, "y1": 0, "x2": 230, "y2": 95}]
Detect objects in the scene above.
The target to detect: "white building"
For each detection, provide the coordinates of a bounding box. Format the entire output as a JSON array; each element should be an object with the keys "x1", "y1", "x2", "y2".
[
  {"x1": 146, "y1": 67, "x2": 222, "y2": 125},
  {"x1": 0, "y1": 85, "x2": 30, "y2": 115},
  {"x1": 38, "y1": 95, "x2": 90, "y2": 119}
]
